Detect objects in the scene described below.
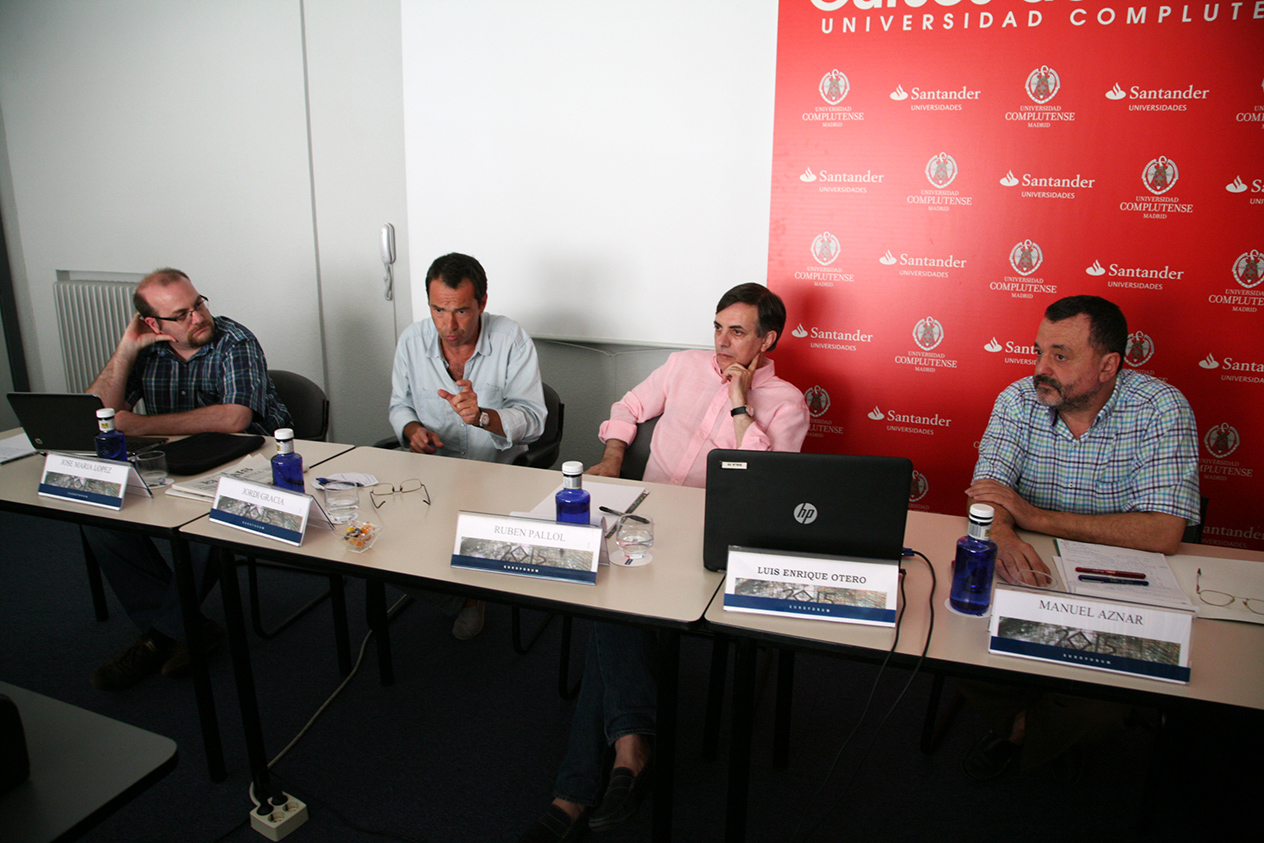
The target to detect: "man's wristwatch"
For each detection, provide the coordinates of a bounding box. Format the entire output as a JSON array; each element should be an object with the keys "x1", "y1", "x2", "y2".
[
  {"x1": 476, "y1": 409, "x2": 491, "y2": 429},
  {"x1": 731, "y1": 405, "x2": 751, "y2": 418}
]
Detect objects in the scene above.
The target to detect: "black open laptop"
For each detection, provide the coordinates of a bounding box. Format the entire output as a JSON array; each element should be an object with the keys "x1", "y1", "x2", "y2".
[
  {"x1": 703, "y1": 450, "x2": 914, "y2": 571},
  {"x1": 8, "y1": 393, "x2": 166, "y2": 453}
]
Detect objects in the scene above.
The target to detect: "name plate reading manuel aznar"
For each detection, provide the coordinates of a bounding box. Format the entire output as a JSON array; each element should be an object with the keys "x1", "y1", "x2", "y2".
[
  {"x1": 452, "y1": 512, "x2": 602, "y2": 585},
  {"x1": 990, "y1": 585, "x2": 1193, "y2": 683},
  {"x1": 210, "y1": 476, "x2": 312, "y2": 547},
  {"x1": 724, "y1": 546, "x2": 900, "y2": 627}
]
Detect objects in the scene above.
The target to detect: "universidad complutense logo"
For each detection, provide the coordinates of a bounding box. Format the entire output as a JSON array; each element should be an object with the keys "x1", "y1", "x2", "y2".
[
  {"x1": 925, "y1": 152, "x2": 958, "y2": 188},
  {"x1": 909, "y1": 470, "x2": 929, "y2": 503},
  {"x1": 1124, "y1": 331, "x2": 1155, "y2": 367},
  {"x1": 1026, "y1": 66, "x2": 1061, "y2": 104},
  {"x1": 1009, "y1": 240, "x2": 1044, "y2": 276},
  {"x1": 820, "y1": 69, "x2": 850, "y2": 105},
  {"x1": 804, "y1": 386, "x2": 831, "y2": 418},
  {"x1": 812, "y1": 232, "x2": 841, "y2": 265},
  {"x1": 1204, "y1": 423, "x2": 1240, "y2": 459},
  {"x1": 913, "y1": 317, "x2": 944, "y2": 351},
  {"x1": 1232, "y1": 250, "x2": 1263, "y2": 289},
  {"x1": 1142, "y1": 156, "x2": 1179, "y2": 195}
]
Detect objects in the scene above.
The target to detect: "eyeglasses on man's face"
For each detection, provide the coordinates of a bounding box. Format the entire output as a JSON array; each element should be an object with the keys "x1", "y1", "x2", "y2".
[{"x1": 153, "y1": 295, "x2": 210, "y2": 325}]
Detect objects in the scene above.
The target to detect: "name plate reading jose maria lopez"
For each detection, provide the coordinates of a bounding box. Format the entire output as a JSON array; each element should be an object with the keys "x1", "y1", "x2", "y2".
[
  {"x1": 38, "y1": 452, "x2": 149, "y2": 510},
  {"x1": 723, "y1": 546, "x2": 900, "y2": 627},
  {"x1": 210, "y1": 476, "x2": 311, "y2": 547},
  {"x1": 989, "y1": 586, "x2": 1193, "y2": 683},
  {"x1": 452, "y1": 512, "x2": 602, "y2": 585}
]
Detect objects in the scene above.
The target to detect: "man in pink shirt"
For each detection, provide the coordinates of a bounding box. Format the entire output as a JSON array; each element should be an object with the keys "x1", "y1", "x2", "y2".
[
  {"x1": 586, "y1": 282, "x2": 810, "y2": 487},
  {"x1": 520, "y1": 283, "x2": 808, "y2": 843}
]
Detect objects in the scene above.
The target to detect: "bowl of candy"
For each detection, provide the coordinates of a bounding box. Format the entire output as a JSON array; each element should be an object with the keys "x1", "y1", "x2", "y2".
[{"x1": 341, "y1": 520, "x2": 382, "y2": 553}]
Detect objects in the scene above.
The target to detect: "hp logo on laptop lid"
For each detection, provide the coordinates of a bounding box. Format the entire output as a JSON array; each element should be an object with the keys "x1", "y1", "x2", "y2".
[{"x1": 793, "y1": 502, "x2": 818, "y2": 525}]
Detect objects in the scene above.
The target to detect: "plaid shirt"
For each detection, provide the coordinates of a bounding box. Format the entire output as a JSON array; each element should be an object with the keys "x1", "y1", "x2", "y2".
[
  {"x1": 972, "y1": 370, "x2": 1200, "y2": 523},
  {"x1": 125, "y1": 316, "x2": 291, "y2": 436}
]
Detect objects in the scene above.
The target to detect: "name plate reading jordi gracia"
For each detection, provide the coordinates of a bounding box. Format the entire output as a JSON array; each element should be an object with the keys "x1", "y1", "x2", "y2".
[
  {"x1": 452, "y1": 512, "x2": 602, "y2": 585},
  {"x1": 723, "y1": 546, "x2": 900, "y2": 627},
  {"x1": 210, "y1": 476, "x2": 312, "y2": 547},
  {"x1": 989, "y1": 586, "x2": 1193, "y2": 683},
  {"x1": 38, "y1": 452, "x2": 150, "y2": 510}
]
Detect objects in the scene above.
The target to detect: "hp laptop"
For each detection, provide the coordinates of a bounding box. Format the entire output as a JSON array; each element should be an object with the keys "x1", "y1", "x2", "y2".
[{"x1": 703, "y1": 450, "x2": 913, "y2": 571}]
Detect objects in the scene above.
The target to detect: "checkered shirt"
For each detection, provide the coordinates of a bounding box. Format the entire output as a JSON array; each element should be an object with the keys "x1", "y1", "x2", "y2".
[
  {"x1": 972, "y1": 370, "x2": 1201, "y2": 523},
  {"x1": 125, "y1": 316, "x2": 292, "y2": 436}
]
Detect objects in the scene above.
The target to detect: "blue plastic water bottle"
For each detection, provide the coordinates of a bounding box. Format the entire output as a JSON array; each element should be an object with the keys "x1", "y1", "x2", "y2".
[
  {"x1": 950, "y1": 504, "x2": 998, "y2": 615},
  {"x1": 555, "y1": 460, "x2": 591, "y2": 525},
  {"x1": 94, "y1": 408, "x2": 127, "y2": 461},
  {"x1": 270, "y1": 428, "x2": 305, "y2": 493}
]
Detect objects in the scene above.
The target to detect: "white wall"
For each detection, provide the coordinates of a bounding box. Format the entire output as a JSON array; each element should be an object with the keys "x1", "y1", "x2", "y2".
[
  {"x1": 0, "y1": 0, "x2": 720, "y2": 448},
  {"x1": 399, "y1": 0, "x2": 779, "y2": 346},
  {"x1": 0, "y1": 0, "x2": 412, "y2": 444}
]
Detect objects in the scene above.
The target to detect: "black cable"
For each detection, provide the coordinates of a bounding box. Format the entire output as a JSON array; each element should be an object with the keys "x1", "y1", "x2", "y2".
[
  {"x1": 267, "y1": 772, "x2": 430, "y2": 843},
  {"x1": 790, "y1": 567, "x2": 909, "y2": 842},
  {"x1": 793, "y1": 549, "x2": 939, "y2": 842}
]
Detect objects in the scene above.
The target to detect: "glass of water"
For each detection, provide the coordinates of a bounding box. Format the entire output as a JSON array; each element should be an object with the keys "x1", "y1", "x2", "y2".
[
  {"x1": 323, "y1": 483, "x2": 360, "y2": 524},
  {"x1": 615, "y1": 514, "x2": 654, "y2": 567},
  {"x1": 135, "y1": 450, "x2": 168, "y2": 487}
]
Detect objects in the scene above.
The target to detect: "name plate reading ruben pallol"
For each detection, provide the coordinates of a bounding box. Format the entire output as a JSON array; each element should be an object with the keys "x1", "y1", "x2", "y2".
[
  {"x1": 724, "y1": 546, "x2": 900, "y2": 627},
  {"x1": 210, "y1": 476, "x2": 311, "y2": 547},
  {"x1": 38, "y1": 453, "x2": 137, "y2": 510},
  {"x1": 452, "y1": 511, "x2": 601, "y2": 585},
  {"x1": 989, "y1": 586, "x2": 1193, "y2": 683}
]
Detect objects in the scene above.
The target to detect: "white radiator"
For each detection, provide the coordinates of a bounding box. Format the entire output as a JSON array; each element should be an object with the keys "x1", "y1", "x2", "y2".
[{"x1": 54, "y1": 280, "x2": 137, "y2": 392}]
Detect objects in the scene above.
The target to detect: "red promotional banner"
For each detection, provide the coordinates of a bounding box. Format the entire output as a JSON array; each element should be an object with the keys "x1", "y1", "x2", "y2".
[{"x1": 767, "y1": 0, "x2": 1264, "y2": 551}]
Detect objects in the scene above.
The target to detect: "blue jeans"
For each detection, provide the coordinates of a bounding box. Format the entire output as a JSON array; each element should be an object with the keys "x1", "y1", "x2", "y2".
[
  {"x1": 553, "y1": 622, "x2": 657, "y2": 806},
  {"x1": 83, "y1": 527, "x2": 215, "y2": 641}
]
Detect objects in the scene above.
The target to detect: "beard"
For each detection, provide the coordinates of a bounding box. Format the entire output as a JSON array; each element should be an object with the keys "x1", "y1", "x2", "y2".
[
  {"x1": 187, "y1": 321, "x2": 216, "y2": 348},
  {"x1": 1032, "y1": 374, "x2": 1097, "y2": 413}
]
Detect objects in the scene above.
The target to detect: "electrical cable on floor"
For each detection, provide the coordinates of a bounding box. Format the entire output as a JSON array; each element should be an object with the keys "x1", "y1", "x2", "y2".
[
  {"x1": 792, "y1": 549, "x2": 939, "y2": 842},
  {"x1": 265, "y1": 592, "x2": 412, "y2": 768}
]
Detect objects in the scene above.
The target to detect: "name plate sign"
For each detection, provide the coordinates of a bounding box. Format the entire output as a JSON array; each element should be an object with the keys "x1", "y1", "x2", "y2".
[
  {"x1": 210, "y1": 476, "x2": 311, "y2": 547},
  {"x1": 989, "y1": 585, "x2": 1193, "y2": 683},
  {"x1": 38, "y1": 453, "x2": 146, "y2": 510},
  {"x1": 723, "y1": 546, "x2": 900, "y2": 627},
  {"x1": 452, "y1": 512, "x2": 602, "y2": 585}
]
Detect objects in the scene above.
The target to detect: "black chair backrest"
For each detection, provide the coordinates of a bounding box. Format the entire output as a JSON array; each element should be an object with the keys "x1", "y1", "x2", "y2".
[
  {"x1": 517, "y1": 383, "x2": 565, "y2": 469},
  {"x1": 270, "y1": 370, "x2": 330, "y2": 441}
]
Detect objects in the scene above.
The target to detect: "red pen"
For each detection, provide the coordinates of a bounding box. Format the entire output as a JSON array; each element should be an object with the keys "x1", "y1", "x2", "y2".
[{"x1": 1074, "y1": 567, "x2": 1146, "y2": 580}]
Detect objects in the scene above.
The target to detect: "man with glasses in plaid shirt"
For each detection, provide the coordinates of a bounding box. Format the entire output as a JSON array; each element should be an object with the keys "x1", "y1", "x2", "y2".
[
  {"x1": 82, "y1": 268, "x2": 291, "y2": 691},
  {"x1": 959, "y1": 294, "x2": 1200, "y2": 781}
]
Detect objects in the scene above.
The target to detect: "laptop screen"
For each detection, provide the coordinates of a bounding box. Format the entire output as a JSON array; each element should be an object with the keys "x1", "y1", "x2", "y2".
[{"x1": 703, "y1": 450, "x2": 913, "y2": 571}]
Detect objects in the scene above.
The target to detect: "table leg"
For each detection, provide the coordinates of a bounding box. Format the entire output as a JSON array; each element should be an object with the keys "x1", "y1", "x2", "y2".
[
  {"x1": 653, "y1": 628, "x2": 680, "y2": 843},
  {"x1": 725, "y1": 637, "x2": 757, "y2": 843},
  {"x1": 773, "y1": 648, "x2": 794, "y2": 769},
  {"x1": 702, "y1": 636, "x2": 729, "y2": 761},
  {"x1": 365, "y1": 580, "x2": 394, "y2": 685},
  {"x1": 216, "y1": 546, "x2": 275, "y2": 801},
  {"x1": 172, "y1": 536, "x2": 226, "y2": 782},
  {"x1": 330, "y1": 574, "x2": 352, "y2": 676}
]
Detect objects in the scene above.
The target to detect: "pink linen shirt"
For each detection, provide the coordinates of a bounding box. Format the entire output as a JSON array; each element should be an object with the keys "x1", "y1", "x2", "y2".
[{"x1": 599, "y1": 349, "x2": 810, "y2": 488}]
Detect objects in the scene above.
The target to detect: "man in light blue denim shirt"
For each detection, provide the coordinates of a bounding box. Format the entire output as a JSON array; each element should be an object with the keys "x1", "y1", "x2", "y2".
[
  {"x1": 389, "y1": 252, "x2": 546, "y2": 464},
  {"x1": 388, "y1": 252, "x2": 546, "y2": 638}
]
